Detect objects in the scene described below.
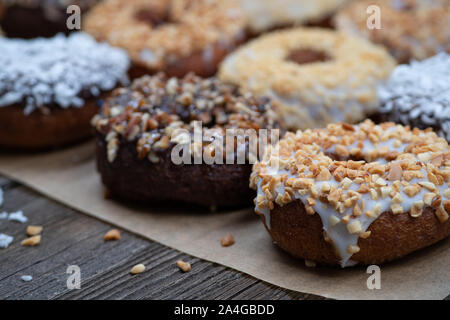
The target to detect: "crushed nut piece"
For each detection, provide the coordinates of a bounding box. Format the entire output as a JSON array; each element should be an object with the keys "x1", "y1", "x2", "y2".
[
  {"x1": 221, "y1": 234, "x2": 235, "y2": 247},
  {"x1": 21, "y1": 235, "x2": 41, "y2": 247},
  {"x1": 26, "y1": 226, "x2": 43, "y2": 237},
  {"x1": 130, "y1": 263, "x2": 146, "y2": 275},
  {"x1": 104, "y1": 229, "x2": 121, "y2": 241},
  {"x1": 176, "y1": 260, "x2": 191, "y2": 272}
]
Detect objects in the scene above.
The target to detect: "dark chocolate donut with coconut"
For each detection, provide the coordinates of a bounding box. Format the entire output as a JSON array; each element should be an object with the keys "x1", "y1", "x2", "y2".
[{"x1": 0, "y1": 32, "x2": 130, "y2": 150}]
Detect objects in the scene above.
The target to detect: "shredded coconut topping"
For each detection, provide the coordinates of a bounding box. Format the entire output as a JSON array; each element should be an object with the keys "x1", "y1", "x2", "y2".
[
  {"x1": 0, "y1": 32, "x2": 130, "y2": 114},
  {"x1": 21, "y1": 275, "x2": 33, "y2": 282},
  {"x1": 8, "y1": 210, "x2": 28, "y2": 223},
  {"x1": 251, "y1": 120, "x2": 450, "y2": 267},
  {"x1": 0, "y1": 233, "x2": 13, "y2": 249},
  {"x1": 379, "y1": 53, "x2": 450, "y2": 141}
]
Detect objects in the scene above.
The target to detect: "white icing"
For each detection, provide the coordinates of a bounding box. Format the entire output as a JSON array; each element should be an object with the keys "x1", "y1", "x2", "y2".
[
  {"x1": 254, "y1": 125, "x2": 449, "y2": 267},
  {"x1": 0, "y1": 32, "x2": 130, "y2": 113}
]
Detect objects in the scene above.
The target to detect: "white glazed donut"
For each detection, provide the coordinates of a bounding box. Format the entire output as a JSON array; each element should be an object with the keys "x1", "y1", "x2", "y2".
[
  {"x1": 219, "y1": 28, "x2": 396, "y2": 130},
  {"x1": 250, "y1": 120, "x2": 450, "y2": 267}
]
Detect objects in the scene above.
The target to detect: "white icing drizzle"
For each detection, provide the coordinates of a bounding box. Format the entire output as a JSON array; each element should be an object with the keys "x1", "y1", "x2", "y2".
[
  {"x1": 252, "y1": 122, "x2": 449, "y2": 267},
  {"x1": 0, "y1": 32, "x2": 130, "y2": 113},
  {"x1": 378, "y1": 53, "x2": 450, "y2": 141}
]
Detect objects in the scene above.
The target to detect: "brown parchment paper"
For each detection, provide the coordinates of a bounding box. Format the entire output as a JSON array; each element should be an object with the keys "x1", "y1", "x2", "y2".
[{"x1": 0, "y1": 142, "x2": 448, "y2": 300}]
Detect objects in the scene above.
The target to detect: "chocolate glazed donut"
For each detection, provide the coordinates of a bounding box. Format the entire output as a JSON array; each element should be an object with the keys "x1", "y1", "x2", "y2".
[
  {"x1": 95, "y1": 132, "x2": 254, "y2": 207},
  {"x1": 93, "y1": 73, "x2": 279, "y2": 207},
  {"x1": 84, "y1": 0, "x2": 247, "y2": 79}
]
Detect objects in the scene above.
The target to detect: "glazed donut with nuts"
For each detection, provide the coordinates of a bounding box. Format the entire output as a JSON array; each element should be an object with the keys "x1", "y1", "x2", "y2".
[
  {"x1": 250, "y1": 120, "x2": 450, "y2": 267},
  {"x1": 219, "y1": 28, "x2": 396, "y2": 130},
  {"x1": 93, "y1": 73, "x2": 279, "y2": 207},
  {"x1": 0, "y1": 32, "x2": 129, "y2": 150},
  {"x1": 335, "y1": 0, "x2": 450, "y2": 63},
  {"x1": 84, "y1": 0, "x2": 246, "y2": 79}
]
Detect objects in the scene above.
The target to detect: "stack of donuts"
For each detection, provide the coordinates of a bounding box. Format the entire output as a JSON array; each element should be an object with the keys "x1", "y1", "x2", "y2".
[{"x1": 0, "y1": 0, "x2": 448, "y2": 268}]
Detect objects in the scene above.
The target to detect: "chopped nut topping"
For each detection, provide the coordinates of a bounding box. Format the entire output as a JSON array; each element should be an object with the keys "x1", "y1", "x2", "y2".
[
  {"x1": 176, "y1": 260, "x2": 191, "y2": 272},
  {"x1": 435, "y1": 207, "x2": 449, "y2": 223},
  {"x1": 328, "y1": 215, "x2": 340, "y2": 226},
  {"x1": 26, "y1": 226, "x2": 43, "y2": 237},
  {"x1": 423, "y1": 193, "x2": 436, "y2": 206},
  {"x1": 130, "y1": 263, "x2": 146, "y2": 275},
  {"x1": 390, "y1": 203, "x2": 404, "y2": 214},
  {"x1": 347, "y1": 245, "x2": 360, "y2": 254},
  {"x1": 95, "y1": 73, "x2": 278, "y2": 164},
  {"x1": 21, "y1": 235, "x2": 41, "y2": 247},
  {"x1": 410, "y1": 201, "x2": 424, "y2": 217},
  {"x1": 221, "y1": 234, "x2": 235, "y2": 247},
  {"x1": 347, "y1": 220, "x2": 362, "y2": 234},
  {"x1": 104, "y1": 229, "x2": 121, "y2": 241},
  {"x1": 305, "y1": 260, "x2": 317, "y2": 267}
]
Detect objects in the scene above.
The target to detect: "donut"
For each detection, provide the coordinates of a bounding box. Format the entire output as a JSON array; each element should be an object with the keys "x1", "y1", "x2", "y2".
[
  {"x1": 237, "y1": 0, "x2": 350, "y2": 33},
  {"x1": 377, "y1": 53, "x2": 450, "y2": 142},
  {"x1": 0, "y1": 32, "x2": 130, "y2": 150},
  {"x1": 84, "y1": 0, "x2": 246, "y2": 79},
  {"x1": 218, "y1": 28, "x2": 396, "y2": 131},
  {"x1": 0, "y1": 0, "x2": 101, "y2": 38},
  {"x1": 335, "y1": 0, "x2": 450, "y2": 63},
  {"x1": 250, "y1": 120, "x2": 450, "y2": 267},
  {"x1": 93, "y1": 73, "x2": 279, "y2": 207}
]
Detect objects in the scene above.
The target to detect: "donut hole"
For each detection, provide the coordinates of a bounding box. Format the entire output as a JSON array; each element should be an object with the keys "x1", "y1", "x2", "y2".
[
  {"x1": 286, "y1": 48, "x2": 330, "y2": 65},
  {"x1": 135, "y1": 7, "x2": 172, "y2": 28}
]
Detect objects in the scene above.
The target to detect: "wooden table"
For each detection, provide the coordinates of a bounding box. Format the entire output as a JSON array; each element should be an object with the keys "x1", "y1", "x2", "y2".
[{"x1": 0, "y1": 175, "x2": 324, "y2": 300}]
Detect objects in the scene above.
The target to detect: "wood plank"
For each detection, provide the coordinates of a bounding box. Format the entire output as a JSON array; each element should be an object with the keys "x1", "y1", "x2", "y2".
[
  {"x1": 2, "y1": 175, "x2": 446, "y2": 300},
  {"x1": 0, "y1": 175, "x2": 313, "y2": 300}
]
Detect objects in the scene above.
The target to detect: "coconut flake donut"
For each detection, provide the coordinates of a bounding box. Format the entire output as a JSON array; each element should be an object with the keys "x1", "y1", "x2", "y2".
[
  {"x1": 219, "y1": 28, "x2": 396, "y2": 130},
  {"x1": 84, "y1": 0, "x2": 246, "y2": 79},
  {"x1": 335, "y1": 0, "x2": 450, "y2": 63},
  {"x1": 0, "y1": 32, "x2": 130, "y2": 150},
  {"x1": 250, "y1": 120, "x2": 450, "y2": 267},
  {"x1": 377, "y1": 53, "x2": 450, "y2": 142},
  {"x1": 93, "y1": 73, "x2": 279, "y2": 207},
  {"x1": 238, "y1": 0, "x2": 350, "y2": 33}
]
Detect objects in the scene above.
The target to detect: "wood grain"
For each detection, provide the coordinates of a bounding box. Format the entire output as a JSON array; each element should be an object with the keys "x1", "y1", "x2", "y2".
[{"x1": 0, "y1": 175, "x2": 320, "y2": 300}]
